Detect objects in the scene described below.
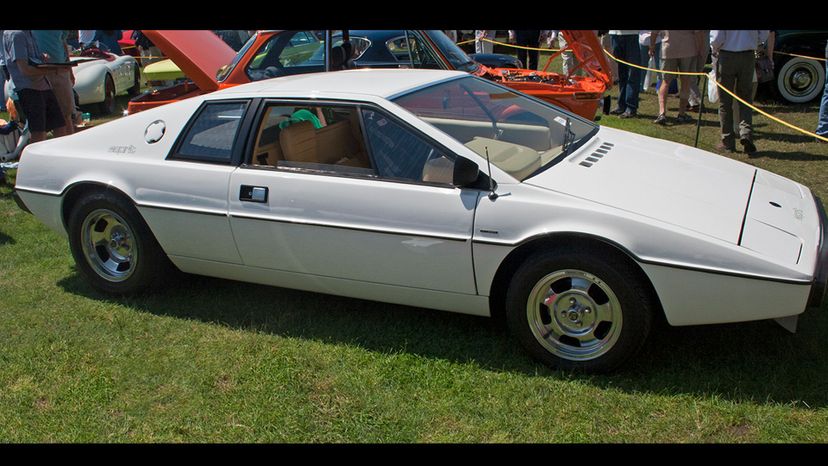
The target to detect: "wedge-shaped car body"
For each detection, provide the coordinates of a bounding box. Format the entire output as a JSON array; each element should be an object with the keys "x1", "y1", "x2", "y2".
[
  {"x1": 127, "y1": 30, "x2": 611, "y2": 120},
  {"x1": 15, "y1": 70, "x2": 826, "y2": 372}
]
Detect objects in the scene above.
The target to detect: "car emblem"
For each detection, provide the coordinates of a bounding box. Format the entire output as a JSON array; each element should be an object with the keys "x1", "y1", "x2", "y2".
[{"x1": 145, "y1": 120, "x2": 166, "y2": 144}]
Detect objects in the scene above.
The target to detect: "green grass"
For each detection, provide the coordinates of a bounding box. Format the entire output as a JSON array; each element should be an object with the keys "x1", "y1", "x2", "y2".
[{"x1": 2, "y1": 80, "x2": 828, "y2": 443}]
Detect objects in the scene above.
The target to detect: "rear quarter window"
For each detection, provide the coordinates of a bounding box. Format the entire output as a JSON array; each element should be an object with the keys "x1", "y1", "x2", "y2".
[{"x1": 173, "y1": 101, "x2": 249, "y2": 163}]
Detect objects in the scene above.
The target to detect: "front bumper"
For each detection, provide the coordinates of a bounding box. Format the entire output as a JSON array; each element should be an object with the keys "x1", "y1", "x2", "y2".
[{"x1": 807, "y1": 196, "x2": 828, "y2": 308}]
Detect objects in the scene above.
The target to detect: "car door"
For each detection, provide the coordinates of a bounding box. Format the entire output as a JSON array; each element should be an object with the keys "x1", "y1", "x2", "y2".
[{"x1": 227, "y1": 100, "x2": 480, "y2": 294}]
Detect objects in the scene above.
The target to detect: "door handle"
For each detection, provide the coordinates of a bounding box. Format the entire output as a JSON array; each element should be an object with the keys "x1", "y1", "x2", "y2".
[{"x1": 239, "y1": 185, "x2": 268, "y2": 203}]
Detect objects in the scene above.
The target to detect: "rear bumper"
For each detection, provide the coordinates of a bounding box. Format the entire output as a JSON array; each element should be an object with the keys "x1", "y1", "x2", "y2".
[{"x1": 807, "y1": 196, "x2": 828, "y2": 308}]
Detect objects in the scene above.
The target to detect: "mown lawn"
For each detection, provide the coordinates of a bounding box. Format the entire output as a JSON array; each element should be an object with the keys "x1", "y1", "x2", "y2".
[{"x1": 1, "y1": 77, "x2": 828, "y2": 443}]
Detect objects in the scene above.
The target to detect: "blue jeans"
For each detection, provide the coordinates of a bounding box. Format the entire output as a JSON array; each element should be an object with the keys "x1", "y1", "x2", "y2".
[
  {"x1": 817, "y1": 44, "x2": 828, "y2": 137},
  {"x1": 611, "y1": 34, "x2": 642, "y2": 112}
]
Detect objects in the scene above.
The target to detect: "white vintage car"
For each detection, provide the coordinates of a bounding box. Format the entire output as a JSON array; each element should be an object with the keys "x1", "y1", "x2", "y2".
[
  {"x1": 12, "y1": 69, "x2": 827, "y2": 372},
  {"x1": 71, "y1": 48, "x2": 141, "y2": 114}
]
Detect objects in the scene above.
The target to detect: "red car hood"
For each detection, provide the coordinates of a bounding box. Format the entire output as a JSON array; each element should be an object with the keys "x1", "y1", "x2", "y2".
[
  {"x1": 141, "y1": 30, "x2": 236, "y2": 91},
  {"x1": 560, "y1": 30, "x2": 612, "y2": 85}
]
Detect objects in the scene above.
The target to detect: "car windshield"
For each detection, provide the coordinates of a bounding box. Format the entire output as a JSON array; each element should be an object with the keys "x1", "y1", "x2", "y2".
[
  {"x1": 393, "y1": 76, "x2": 597, "y2": 181},
  {"x1": 422, "y1": 30, "x2": 479, "y2": 72}
]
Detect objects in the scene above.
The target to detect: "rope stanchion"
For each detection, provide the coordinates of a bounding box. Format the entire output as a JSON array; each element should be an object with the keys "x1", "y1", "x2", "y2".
[{"x1": 602, "y1": 47, "x2": 828, "y2": 144}]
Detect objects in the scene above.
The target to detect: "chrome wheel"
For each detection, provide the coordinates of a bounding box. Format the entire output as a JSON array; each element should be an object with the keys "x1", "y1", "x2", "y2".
[
  {"x1": 526, "y1": 269, "x2": 623, "y2": 361},
  {"x1": 80, "y1": 208, "x2": 138, "y2": 282}
]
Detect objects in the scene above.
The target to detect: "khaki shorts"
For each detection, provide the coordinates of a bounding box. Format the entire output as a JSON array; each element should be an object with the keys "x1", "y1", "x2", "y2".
[
  {"x1": 661, "y1": 56, "x2": 699, "y2": 82},
  {"x1": 48, "y1": 68, "x2": 75, "y2": 121}
]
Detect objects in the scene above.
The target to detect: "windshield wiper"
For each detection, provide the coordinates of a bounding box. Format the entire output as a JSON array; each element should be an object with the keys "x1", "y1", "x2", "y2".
[{"x1": 561, "y1": 117, "x2": 575, "y2": 155}]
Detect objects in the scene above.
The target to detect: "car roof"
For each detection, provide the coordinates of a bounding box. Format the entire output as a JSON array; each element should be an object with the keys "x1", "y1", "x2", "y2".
[{"x1": 212, "y1": 68, "x2": 468, "y2": 100}]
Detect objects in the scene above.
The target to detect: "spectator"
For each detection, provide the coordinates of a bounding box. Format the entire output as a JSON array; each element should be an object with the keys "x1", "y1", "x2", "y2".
[
  {"x1": 78, "y1": 30, "x2": 95, "y2": 48},
  {"x1": 508, "y1": 30, "x2": 542, "y2": 70},
  {"x1": 93, "y1": 30, "x2": 123, "y2": 55},
  {"x1": 475, "y1": 30, "x2": 496, "y2": 54},
  {"x1": 817, "y1": 41, "x2": 828, "y2": 141},
  {"x1": 710, "y1": 30, "x2": 769, "y2": 155},
  {"x1": 608, "y1": 30, "x2": 641, "y2": 118},
  {"x1": 444, "y1": 30, "x2": 458, "y2": 43},
  {"x1": 32, "y1": 30, "x2": 74, "y2": 136},
  {"x1": 639, "y1": 30, "x2": 661, "y2": 91},
  {"x1": 132, "y1": 30, "x2": 162, "y2": 67},
  {"x1": 213, "y1": 30, "x2": 244, "y2": 51},
  {"x1": 651, "y1": 30, "x2": 705, "y2": 125},
  {"x1": 687, "y1": 30, "x2": 710, "y2": 111},
  {"x1": 2, "y1": 30, "x2": 66, "y2": 144}
]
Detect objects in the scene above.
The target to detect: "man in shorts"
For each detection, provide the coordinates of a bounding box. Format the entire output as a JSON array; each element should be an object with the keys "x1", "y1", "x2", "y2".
[
  {"x1": 33, "y1": 30, "x2": 75, "y2": 136},
  {"x1": 650, "y1": 30, "x2": 706, "y2": 125},
  {"x1": 2, "y1": 30, "x2": 66, "y2": 144}
]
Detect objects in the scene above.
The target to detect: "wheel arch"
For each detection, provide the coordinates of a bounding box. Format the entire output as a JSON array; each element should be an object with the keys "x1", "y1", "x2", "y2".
[
  {"x1": 487, "y1": 232, "x2": 666, "y2": 325},
  {"x1": 61, "y1": 181, "x2": 136, "y2": 232}
]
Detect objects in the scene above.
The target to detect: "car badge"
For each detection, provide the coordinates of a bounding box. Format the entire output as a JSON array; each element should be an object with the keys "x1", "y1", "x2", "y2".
[{"x1": 145, "y1": 120, "x2": 166, "y2": 144}]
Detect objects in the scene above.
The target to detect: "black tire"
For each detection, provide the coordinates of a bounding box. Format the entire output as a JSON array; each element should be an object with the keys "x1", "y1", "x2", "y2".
[
  {"x1": 775, "y1": 56, "x2": 826, "y2": 104},
  {"x1": 67, "y1": 190, "x2": 171, "y2": 295},
  {"x1": 505, "y1": 247, "x2": 653, "y2": 373},
  {"x1": 96, "y1": 75, "x2": 116, "y2": 115}
]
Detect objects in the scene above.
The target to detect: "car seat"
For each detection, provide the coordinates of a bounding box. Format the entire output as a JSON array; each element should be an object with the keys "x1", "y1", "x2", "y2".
[{"x1": 330, "y1": 42, "x2": 356, "y2": 71}]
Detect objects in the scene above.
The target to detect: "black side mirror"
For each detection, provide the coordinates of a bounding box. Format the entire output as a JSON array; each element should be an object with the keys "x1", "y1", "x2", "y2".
[{"x1": 453, "y1": 157, "x2": 480, "y2": 187}]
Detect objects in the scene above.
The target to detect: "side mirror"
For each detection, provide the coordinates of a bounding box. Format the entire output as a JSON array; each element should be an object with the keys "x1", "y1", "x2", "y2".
[{"x1": 453, "y1": 157, "x2": 480, "y2": 187}]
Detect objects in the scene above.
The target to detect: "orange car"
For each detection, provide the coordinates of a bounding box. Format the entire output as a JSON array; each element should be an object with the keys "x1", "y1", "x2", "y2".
[{"x1": 128, "y1": 30, "x2": 612, "y2": 120}]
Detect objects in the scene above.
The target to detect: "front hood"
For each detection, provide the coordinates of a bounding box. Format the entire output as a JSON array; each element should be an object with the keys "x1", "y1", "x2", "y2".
[
  {"x1": 525, "y1": 126, "x2": 755, "y2": 243},
  {"x1": 560, "y1": 30, "x2": 613, "y2": 86},
  {"x1": 141, "y1": 30, "x2": 236, "y2": 91}
]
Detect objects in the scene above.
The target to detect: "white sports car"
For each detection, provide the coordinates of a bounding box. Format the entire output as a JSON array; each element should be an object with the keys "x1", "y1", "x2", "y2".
[
  {"x1": 71, "y1": 48, "x2": 141, "y2": 114},
  {"x1": 12, "y1": 69, "x2": 827, "y2": 372}
]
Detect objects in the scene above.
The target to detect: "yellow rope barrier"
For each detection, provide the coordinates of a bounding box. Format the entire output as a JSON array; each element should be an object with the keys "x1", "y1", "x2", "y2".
[
  {"x1": 602, "y1": 47, "x2": 828, "y2": 143},
  {"x1": 456, "y1": 37, "x2": 559, "y2": 53}
]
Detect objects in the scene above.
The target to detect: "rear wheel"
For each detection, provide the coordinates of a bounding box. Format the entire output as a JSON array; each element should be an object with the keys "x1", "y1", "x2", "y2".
[
  {"x1": 505, "y1": 248, "x2": 653, "y2": 373},
  {"x1": 96, "y1": 75, "x2": 116, "y2": 115},
  {"x1": 68, "y1": 191, "x2": 171, "y2": 294},
  {"x1": 127, "y1": 66, "x2": 141, "y2": 97}
]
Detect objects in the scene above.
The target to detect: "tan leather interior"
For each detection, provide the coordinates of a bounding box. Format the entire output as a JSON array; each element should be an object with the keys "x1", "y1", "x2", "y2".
[{"x1": 278, "y1": 115, "x2": 370, "y2": 169}]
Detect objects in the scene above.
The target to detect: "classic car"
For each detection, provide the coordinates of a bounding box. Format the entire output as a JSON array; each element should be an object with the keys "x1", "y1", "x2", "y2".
[
  {"x1": 127, "y1": 30, "x2": 611, "y2": 120},
  {"x1": 72, "y1": 47, "x2": 141, "y2": 115},
  {"x1": 767, "y1": 30, "x2": 828, "y2": 103},
  {"x1": 13, "y1": 70, "x2": 826, "y2": 372}
]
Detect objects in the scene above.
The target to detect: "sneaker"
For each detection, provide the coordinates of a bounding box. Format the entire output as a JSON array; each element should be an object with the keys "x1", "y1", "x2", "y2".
[
  {"x1": 740, "y1": 138, "x2": 757, "y2": 155},
  {"x1": 619, "y1": 110, "x2": 637, "y2": 119},
  {"x1": 653, "y1": 114, "x2": 667, "y2": 125},
  {"x1": 609, "y1": 107, "x2": 625, "y2": 115},
  {"x1": 676, "y1": 113, "x2": 694, "y2": 124}
]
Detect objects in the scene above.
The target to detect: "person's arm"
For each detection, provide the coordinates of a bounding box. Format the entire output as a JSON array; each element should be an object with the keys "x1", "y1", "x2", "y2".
[{"x1": 649, "y1": 30, "x2": 660, "y2": 56}]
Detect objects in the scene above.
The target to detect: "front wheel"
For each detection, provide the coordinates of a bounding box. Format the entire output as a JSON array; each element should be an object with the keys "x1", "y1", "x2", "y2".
[
  {"x1": 505, "y1": 248, "x2": 654, "y2": 373},
  {"x1": 67, "y1": 191, "x2": 171, "y2": 294}
]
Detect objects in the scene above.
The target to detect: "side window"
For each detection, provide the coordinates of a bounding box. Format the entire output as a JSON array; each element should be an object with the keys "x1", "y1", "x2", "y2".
[
  {"x1": 175, "y1": 101, "x2": 247, "y2": 163},
  {"x1": 405, "y1": 31, "x2": 442, "y2": 69},
  {"x1": 361, "y1": 109, "x2": 455, "y2": 184},
  {"x1": 248, "y1": 103, "x2": 375, "y2": 177}
]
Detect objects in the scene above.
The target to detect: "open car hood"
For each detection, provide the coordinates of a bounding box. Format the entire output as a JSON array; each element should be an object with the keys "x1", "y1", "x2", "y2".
[
  {"x1": 141, "y1": 30, "x2": 236, "y2": 91},
  {"x1": 560, "y1": 30, "x2": 613, "y2": 86}
]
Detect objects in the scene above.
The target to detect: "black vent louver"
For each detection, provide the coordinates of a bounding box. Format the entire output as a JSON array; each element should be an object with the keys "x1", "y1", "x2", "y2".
[{"x1": 579, "y1": 142, "x2": 614, "y2": 167}]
